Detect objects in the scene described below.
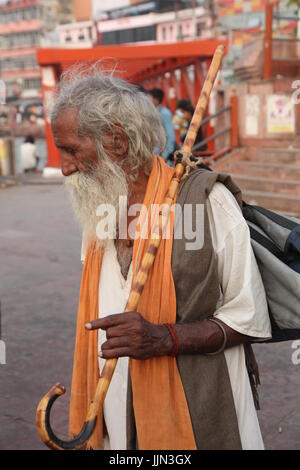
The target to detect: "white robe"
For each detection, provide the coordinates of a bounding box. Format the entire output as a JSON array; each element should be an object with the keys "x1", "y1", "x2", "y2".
[{"x1": 82, "y1": 182, "x2": 272, "y2": 450}]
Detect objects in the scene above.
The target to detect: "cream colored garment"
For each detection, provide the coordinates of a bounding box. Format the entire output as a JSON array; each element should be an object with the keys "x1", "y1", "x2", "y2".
[
  {"x1": 98, "y1": 241, "x2": 131, "y2": 450},
  {"x1": 82, "y1": 182, "x2": 272, "y2": 450},
  {"x1": 20, "y1": 142, "x2": 36, "y2": 170}
]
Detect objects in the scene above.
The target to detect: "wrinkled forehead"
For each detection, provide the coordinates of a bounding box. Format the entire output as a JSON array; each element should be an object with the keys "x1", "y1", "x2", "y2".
[
  {"x1": 52, "y1": 108, "x2": 80, "y2": 144},
  {"x1": 52, "y1": 107, "x2": 78, "y2": 131}
]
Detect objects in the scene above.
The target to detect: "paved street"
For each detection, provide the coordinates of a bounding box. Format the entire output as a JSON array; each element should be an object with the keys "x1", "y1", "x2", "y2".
[{"x1": 0, "y1": 183, "x2": 299, "y2": 450}]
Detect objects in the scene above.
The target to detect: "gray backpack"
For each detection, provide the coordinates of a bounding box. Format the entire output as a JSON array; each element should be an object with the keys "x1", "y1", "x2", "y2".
[{"x1": 242, "y1": 203, "x2": 300, "y2": 343}]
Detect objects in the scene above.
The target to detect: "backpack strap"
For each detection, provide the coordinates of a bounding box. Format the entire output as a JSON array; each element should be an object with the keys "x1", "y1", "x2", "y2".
[
  {"x1": 243, "y1": 202, "x2": 298, "y2": 231},
  {"x1": 248, "y1": 225, "x2": 286, "y2": 263}
]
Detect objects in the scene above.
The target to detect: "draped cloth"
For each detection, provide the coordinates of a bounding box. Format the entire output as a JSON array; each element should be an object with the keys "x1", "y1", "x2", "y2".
[
  {"x1": 126, "y1": 168, "x2": 243, "y2": 450},
  {"x1": 69, "y1": 243, "x2": 104, "y2": 450},
  {"x1": 69, "y1": 156, "x2": 197, "y2": 450}
]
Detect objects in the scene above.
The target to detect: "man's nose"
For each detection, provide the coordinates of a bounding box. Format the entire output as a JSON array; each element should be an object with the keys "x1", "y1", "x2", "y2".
[{"x1": 60, "y1": 156, "x2": 78, "y2": 177}]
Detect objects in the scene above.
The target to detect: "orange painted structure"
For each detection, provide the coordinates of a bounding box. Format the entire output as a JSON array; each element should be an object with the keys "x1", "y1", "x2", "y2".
[{"x1": 37, "y1": 39, "x2": 227, "y2": 167}]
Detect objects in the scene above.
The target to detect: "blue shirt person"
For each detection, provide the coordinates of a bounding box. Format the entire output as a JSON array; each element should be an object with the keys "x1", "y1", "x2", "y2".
[{"x1": 149, "y1": 88, "x2": 176, "y2": 161}]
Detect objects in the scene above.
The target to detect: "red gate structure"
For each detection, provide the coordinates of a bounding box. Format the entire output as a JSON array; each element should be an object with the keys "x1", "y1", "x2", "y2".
[{"x1": 37, "y1": 39, "x2": 227, "y2": 168}]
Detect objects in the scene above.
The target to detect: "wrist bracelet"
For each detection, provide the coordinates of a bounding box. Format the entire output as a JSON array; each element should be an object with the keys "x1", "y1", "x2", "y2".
[
  {"x1": 164, "y1": 323, "x2": 178, "y2": 357},
  {"x1": 205, "y1": 318, "x2": 227, "y2": 356}
]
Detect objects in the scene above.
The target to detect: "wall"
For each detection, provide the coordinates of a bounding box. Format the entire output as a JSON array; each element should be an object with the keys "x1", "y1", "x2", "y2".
[
  {"x1": 58, "y1": 21, "x2": 96, "y2": 48},
  {"x1": 228, "y1": 78, "x2": 300, "y2": 147},
  {"x1": 156, "y1": 16, "x2": 213, "y2": 42},
  {"x1": 73, "y1": 0, "x2": 92, "y2": 21}
]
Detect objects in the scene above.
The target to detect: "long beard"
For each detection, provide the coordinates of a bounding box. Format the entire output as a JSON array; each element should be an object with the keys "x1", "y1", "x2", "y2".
[{"x1": 65, "y1": 156, "x2": 129, "y2": 249}]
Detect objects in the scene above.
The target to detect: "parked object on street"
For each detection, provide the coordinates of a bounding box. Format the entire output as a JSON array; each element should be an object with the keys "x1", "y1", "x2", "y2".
[{"x1": 0, "y1": 138, "x2": 16, "y2": 178}]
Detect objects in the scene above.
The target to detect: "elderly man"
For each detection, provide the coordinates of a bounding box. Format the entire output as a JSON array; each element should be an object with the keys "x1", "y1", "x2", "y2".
[{"x1": 51, "y1": 68, "x2": 271, "y2": 450}]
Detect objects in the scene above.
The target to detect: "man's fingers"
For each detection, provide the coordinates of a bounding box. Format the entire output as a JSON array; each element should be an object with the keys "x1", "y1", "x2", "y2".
[
  {"x1": 85, "y1": 319, "x2": 102, "y2": 330},
  {"x1": 98, "y1": 347, "x2": 130, "y2": 359},
  {"x1": 106, "y1": 326, "x2": 125, "y2": 339},
  {"x1": 101, "y1": 337, "x2": 128, "y2": 351},
  {"x1": 85, "y1": 312, "x2": 135, "y2": 331}
]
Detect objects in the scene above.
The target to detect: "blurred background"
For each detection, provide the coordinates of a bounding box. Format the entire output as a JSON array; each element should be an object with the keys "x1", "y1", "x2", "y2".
[{"x1": 0, "y1": 0, "x2": 300, "y2": 450}]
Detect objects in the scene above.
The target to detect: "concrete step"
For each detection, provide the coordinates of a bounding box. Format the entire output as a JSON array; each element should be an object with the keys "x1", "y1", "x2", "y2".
[
  {"x1": 233, "y1": 174, "x2": 300, "y2": 196},
  {"x1": 223, "y1": 160, "x2": 300, "y2": 180},
  {"x1": 244, "y1": 148, "x2": 300, "y2": 164},
  {"x1": 243, "y1": 190, "x2": 300, "y2": 216}
]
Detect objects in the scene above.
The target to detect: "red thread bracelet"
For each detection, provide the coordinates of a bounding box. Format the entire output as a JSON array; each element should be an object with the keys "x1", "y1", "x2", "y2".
[{"x1": 164, "y1": 323, "x2": 178, "y2": 357}]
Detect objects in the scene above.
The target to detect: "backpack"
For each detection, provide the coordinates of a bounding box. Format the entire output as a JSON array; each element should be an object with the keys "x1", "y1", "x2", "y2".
[
  {"x1": 196, "y1": 162, "x2": 300, "y2": 343},
  {"x1": 242, "y1": 203, "x2": 300, "y2": 343}
]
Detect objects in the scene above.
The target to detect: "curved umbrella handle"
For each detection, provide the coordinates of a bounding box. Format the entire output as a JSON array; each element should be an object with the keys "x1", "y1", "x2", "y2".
[{"x1": 36, "y1": 358, "x2": 117, "y2": 450}]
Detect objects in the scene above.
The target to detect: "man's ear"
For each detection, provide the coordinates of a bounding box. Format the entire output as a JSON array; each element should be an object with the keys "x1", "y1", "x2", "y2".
[{"x1": 113, "y1": 128, "x2": 129, "y2": 157}]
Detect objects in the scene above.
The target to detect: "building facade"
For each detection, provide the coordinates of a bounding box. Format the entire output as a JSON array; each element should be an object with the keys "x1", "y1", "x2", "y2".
[
  {"x1": 0, "y1": 0, "x2": 75, "y2": 100},
  {"x1": 0, "y1": 0, "x2": 43, "y2": 98},
  {"x1": 93, "y1": 1, "x2": 204, "y2": 20},
  {"x1": 58, "y1": 20, "x2": 96, "y2": 48},
  {"x1": 96, "y1": 5, "x2": 213, "y2": 45},
  {"x1": 215, "y1": 0, "x2": 298, "y2": 49}
]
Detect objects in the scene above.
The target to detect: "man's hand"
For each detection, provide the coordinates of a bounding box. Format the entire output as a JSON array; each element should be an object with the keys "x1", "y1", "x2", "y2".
[{"x1": 85, "y1": 312, "x2": 173, "y2": 360}]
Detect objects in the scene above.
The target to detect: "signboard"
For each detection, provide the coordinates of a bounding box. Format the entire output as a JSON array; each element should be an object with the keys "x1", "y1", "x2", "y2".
[{"x1": 267, "y1": 95, "x2": 295, "y2": 134}]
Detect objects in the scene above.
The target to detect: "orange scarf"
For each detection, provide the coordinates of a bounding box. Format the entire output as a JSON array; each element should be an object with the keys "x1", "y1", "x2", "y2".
[{"x1": 69, "y1": 157, "x2": 196, "y2": 450}]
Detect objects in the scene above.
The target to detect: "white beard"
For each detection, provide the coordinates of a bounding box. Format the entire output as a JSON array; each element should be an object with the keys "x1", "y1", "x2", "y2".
[{"x1": 65, "y1": 157, "x2": 128, "y2": 249}]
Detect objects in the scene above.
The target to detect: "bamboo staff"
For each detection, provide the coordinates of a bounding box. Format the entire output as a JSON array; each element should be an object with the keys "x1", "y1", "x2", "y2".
[{"x1": 35, "y1": 45, "x2": 225, "y2": 450}]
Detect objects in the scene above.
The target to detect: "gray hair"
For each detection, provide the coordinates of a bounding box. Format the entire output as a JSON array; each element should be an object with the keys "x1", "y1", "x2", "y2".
[{"x1": 51, "y1": 64, "x2": 166, "y2": 177}]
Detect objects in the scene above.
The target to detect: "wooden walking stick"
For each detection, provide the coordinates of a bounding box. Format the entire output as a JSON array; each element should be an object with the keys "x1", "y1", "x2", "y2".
[{"x1": 36, "y1": 45, "x2": 225, "y2": 450}]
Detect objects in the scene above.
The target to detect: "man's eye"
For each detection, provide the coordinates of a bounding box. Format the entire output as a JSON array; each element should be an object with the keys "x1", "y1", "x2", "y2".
[{"x1": 60, "y1": 147, "x2": 75, "y2": 156}]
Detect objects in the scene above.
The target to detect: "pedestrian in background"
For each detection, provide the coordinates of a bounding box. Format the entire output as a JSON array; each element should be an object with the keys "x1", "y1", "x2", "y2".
[
  {"x1": 174, "y1": 100, "x2": 207, "y2": 154},
  {"x1": 20, "y1": 135, "x2": 39, "y2": 173},
  {"x1": 149, "y1": 88, "x2": 175, "y2": 164}
]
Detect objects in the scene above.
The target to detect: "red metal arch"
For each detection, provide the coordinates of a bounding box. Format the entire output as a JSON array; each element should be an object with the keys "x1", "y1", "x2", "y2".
[{"x1": 37, "y1": 40, "x2": 227, "y2": 167}]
